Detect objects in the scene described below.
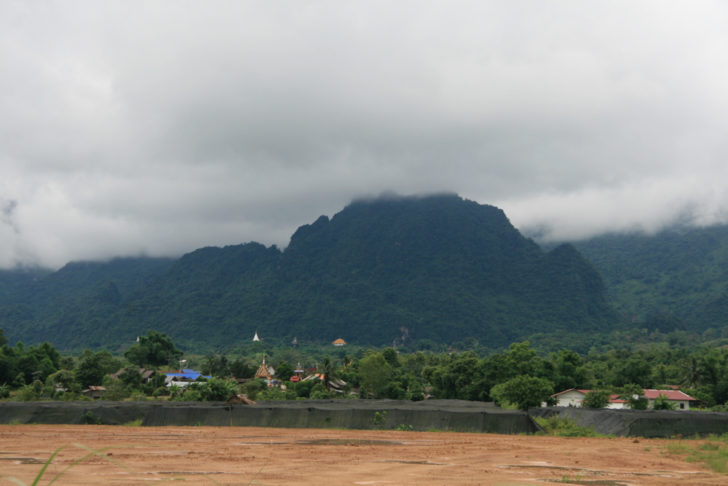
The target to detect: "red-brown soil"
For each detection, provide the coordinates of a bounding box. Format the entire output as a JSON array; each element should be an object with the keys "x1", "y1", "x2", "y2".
[{"x1": 0, "y1": 425, "x2": 724, "y2": 485}]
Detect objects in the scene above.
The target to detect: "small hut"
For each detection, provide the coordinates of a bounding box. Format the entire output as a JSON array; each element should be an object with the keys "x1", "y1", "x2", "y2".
[
  {"x1": 226, "y1": 394, "x2": 257, "y2": 405},
  {"x1": 82, "y1": 386, "x2": 107, "y2": 399}
]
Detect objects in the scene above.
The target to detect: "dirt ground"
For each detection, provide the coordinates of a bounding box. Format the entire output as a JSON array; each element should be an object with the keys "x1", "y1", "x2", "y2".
[{"x1": 0, "y1": 425, "x2": 725, "y2": 485}]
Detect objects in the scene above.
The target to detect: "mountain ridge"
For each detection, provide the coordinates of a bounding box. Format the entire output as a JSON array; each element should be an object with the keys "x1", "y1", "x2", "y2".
[
  {"x1": 0, "y1": 194, "x2": 616, "y2": 350},
  {"x1": 571, "y1": 224, "x2": 728, "y2": 332}
]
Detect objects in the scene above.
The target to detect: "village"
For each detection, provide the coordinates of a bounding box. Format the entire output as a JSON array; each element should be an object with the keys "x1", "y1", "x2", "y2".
[
  {"x1": 0, "y1": 329, "x2": 713, "y2": 414},
  {"x1": 152, "y1": 332, "x2": 700, "y2": 411}
]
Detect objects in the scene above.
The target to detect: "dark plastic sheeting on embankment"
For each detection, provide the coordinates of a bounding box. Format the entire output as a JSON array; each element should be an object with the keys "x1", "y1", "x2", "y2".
[
  {"x1": 531, "y1": 407, "x2": 728, "y2": 437},
  {"x1": 5, "y1": 401, "x2": 728, "y2": 437},
  {"x1": 0, "y1": 399, "x2": 537, "y2": 434}
]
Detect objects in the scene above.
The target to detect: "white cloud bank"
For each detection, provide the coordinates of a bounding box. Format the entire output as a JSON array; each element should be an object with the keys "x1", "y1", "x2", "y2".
[{"x1": 1, "y1": 1, "x2": 727, "y2": 268}]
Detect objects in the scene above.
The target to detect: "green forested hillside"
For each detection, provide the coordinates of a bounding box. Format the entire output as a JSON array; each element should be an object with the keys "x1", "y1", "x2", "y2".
[
  {"x1": 0, "y1": 194, "x2": 616, "y2": 351},
  {"x1": 572, "y1": 225, "x2": 728, "y2": 332},
  {"x1": 122, "y1": 195, "x2": 615, "y2": 350},
  {"x1": 0, "y1": 257, "x2": 175, "y2": 348}
]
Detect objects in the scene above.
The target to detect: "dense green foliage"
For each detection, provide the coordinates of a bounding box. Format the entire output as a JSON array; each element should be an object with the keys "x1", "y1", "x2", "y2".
[
  {"x1": 124, "y1": 331, "x2": 182, "y2": 368},
  {"x1": 0, "y1": 257, "x2": 174, "y2": 350},
  {"x1": 582, "y1": 389, "x2": 611, "y2": 408},
  {"x1": 3, "y1": 330, "x2": 728, "y2": 410},
  {"x1": 619, "y1": 383, "x2": 648, "y2": 410},
  {"x1": 490, "y1": 375, "x2": 554, "y2": 411},
  {"x1": 534, "y1": 416, "x2": 605, "y2": 437},
  {"x1": 653, "y1": 394, "x2": 677, "y2": 410},
  {"x1": 0, "y1": 194, "x2": 616, "y2": 351},
  {"x1": 572, "y1": 224, "x2": 728, "y2": 332}
]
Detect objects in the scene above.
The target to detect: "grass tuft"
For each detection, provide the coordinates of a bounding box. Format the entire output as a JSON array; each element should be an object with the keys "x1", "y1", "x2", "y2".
[
  {"x1": 663, "y1": 437, "x2": 728, "y2": 474},
  {"x1": 533, "y1": 416, "x2": 607, "y2": 437}
]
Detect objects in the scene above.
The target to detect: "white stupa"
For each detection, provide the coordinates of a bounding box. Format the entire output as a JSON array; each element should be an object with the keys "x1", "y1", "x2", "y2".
[{"x1": 253, "y1": 331, "x2": 261, "y2": 342}]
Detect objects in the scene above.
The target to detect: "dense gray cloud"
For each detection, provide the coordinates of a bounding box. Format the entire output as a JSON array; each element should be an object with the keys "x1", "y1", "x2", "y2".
[{"x1": 1, "y1": 1, "x2": 727, "y2": 268}]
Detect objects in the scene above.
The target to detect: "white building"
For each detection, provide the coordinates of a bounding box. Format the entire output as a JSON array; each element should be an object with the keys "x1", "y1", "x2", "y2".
[
  {"x1": 643, "y1": 389, "x2": 697, "y2": 410},
  {"x1": 551, "y1": 388, "x2": 697, "y2": 410}
]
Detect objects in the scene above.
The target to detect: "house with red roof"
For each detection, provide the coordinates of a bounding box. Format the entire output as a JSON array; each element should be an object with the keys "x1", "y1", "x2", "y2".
[
  {"x1": 551, "y1": 389, "x2": 628, "y2": 409},
  {"x1": 642, "y1": 389, "x2": 697, "y2": 410},
  {"x1": 552, "y1": 388, "x2": 697, "y2": 410}
]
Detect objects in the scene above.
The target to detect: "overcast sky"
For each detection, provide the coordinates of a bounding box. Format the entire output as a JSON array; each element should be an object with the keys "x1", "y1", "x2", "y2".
[{"x1": 2, "y1": 1, "x2": 727, "y2": 269}]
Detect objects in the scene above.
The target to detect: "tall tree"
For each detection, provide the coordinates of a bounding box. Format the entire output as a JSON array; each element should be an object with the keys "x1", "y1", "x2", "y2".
[
  {"x1": 124, "y1": 331, "x2": 182, "y2": 368},
  {"x1": 490, "y1": 375, "x2": 554, "y2": 411},
  {"x1": 75, "y1": 350, "x2": 122, "y2": 388},
  {"x1": 359, "y1": 353, "x2": 393, "y2": 398},
  {"x1": 320, "y1": 357, "x2": 337, "y2": 390}
]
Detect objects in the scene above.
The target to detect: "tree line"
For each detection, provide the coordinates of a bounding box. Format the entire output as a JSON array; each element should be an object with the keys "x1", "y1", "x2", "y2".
[{"x1": 2, "y1": 328, "x2": 728, "y2": 411}]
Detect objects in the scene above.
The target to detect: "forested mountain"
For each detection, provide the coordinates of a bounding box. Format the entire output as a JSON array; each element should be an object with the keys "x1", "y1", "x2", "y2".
[
  {"x1": 571, "y1": 225, "x2": 728, "y2": 333},
  {"x1": 0, "y1": 258, "x2": 175, "y2": 349},
  {"x1": 263, "y1": 195, "x2": 614, "y2": 347},
  {"x1": 0, "y1": 194, "x2": 616, "y2": 351}
]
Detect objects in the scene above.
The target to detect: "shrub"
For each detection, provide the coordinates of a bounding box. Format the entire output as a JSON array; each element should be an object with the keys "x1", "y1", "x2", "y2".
[
  {"x1": 83, "y1": 411, "x2": 102, "y2": 424},
  {"x1": 178, "y1": 387, "x2": 203, "y2": 401},
  {"x1": 382, "y1": 382, "x2": 406, "y2": 399},
  {"x1": 258, "y1": 387, "x2": 290, "y2": 400},
  {"x1": 310, "y1": 382, "x2": 332, "y2": 399},
  {"x1": 534, "y1": 416, "x2": 603, "y2": 437},
  {"x1": 372, "y1": 410, "x2": 388, "y2": 428},
  {"x1": 14, "y1": 384, "x2": 40, "y2": 401},
  {"x1": 198, "y1": 378, "x2": 237, "y2": 401},
  {"x1": 582, "y1": 390, "x2": 611, "y2": 409},
  {"x1": 103, "y1": 380, "x2": 131, "y2": 401},
  {"x1": 240, "y1": 379, "x2": 266, "y2": 400},
  {"x1": 59, "y1": 390, "x2": 82, "y2": 401},
  {"x1": 619, "y1": 384, "x2": 648, "y2": 410},
  {"x1": 653, "y1": 394, "x2": 677, "y2": 410}
]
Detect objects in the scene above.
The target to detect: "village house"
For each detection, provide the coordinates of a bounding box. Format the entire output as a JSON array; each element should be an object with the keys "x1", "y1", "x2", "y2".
[
  {"x1": 110, "y1": 367, "x2": 157, "y2": 384},
  {"x1": 551, "y1": 388, "x2": 697, "y2": 410},
  {"x1": 225, "y1": 394, "x2": 257, "y2": 405},
  {"x1": 643, "y1": 389, "x2": 697, "y2": 410},
  {"x1": 81, "y1": 385, "x2": 107, "y2": 399},
  {"x1": 301, "y1": 372, "x2": 348, "y2": 393},
  {"x1": 164, "y1": 369, "x2": 211, "y2": 388},
  {"x1": 551, "y1": 389, "x2": 627, "y2": 409}
]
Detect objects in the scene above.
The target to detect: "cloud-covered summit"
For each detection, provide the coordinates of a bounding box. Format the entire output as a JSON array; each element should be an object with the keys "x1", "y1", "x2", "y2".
[{"x1": 2, "y1": 1, "x2": 727, "y2": 268}]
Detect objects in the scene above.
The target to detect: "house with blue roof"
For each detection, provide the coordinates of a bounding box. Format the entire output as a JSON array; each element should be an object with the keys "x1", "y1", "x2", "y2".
[{"x1": 164, "y1": 369, "x2": 211, "y2": 388}]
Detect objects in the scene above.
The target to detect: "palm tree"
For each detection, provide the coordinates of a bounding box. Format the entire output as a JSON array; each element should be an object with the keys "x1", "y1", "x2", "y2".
[
  {"x1": 681, "y1": 356, "x2": 702, "y2": 388},
  {"x1": 321, "y1": 357, "x2": 336, "y2": 391}
]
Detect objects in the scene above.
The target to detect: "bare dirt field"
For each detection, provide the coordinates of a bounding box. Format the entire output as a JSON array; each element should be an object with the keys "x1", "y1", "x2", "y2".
[{"x1": 1, "y1": 425, "x2": 725, "y2": 485}]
